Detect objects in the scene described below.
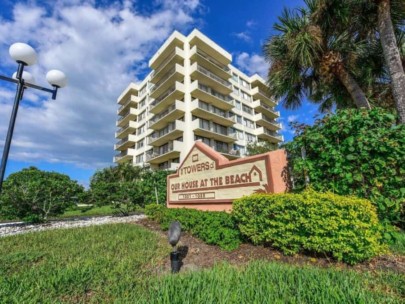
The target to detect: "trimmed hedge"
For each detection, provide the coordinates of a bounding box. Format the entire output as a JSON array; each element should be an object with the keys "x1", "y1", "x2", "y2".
[
  {"x1": 233, "y1": 190, "x2": 386, "y2": 264},
  {"x1": 145, "y1": 205, "x2": 242, "y2": 251}
]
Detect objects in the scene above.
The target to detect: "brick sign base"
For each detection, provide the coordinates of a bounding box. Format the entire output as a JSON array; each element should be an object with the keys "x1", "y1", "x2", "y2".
[{"x1": 167, "y1": 141, "x2": 288, "y2": 211}]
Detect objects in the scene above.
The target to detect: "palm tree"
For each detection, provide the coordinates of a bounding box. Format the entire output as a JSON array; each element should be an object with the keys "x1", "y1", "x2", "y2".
[
  {"x1": 311, "y1": 0, "x2": 405, "y2": 122},
  {"x1": 264, "y1": 6, "x2": 371, "y2": 111}
]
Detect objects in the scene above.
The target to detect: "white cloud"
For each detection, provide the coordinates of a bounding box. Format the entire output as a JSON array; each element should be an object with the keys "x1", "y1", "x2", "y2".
[
  {"x1": 0, "y1": 0, "x2": 200, "y2": 169},
  {"x1": 287, "y1": 115, "x2": 298, "y2": 122},
  {"x1": 233, "y1": 31, "x2": 251, "y2": 42},
  {"x1": 235, "y1": 52, "x2": 268, "y2": 78}
]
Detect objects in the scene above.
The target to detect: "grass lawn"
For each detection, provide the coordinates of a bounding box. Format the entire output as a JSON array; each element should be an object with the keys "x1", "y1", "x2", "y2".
[
  {"x1": 390, "y1": 230, "x2": 405, "y2": 256},
  {"x1": 59, "y1": 205, "x2": 117, "y2": 218},
  {"x1": 0, "y1": 224, "x2": 404, "y2": 303}
]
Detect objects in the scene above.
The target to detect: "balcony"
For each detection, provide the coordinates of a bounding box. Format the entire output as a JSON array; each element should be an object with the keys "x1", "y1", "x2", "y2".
[
  {"x1": 114, "y1": 134, "x2": 136, "y2": 151},
  {"x1": 150, "y1": 82, "x2": 185, "y2": 114},
  {"x1": 116, "y1": 107, "x2": 138, "y2": 127},
  {"x1": 189, "y1": 46, "x2": 231, "y2": 80},
  {"x1": 150, "y1": 47, "x2": 185, "y2": 84},
  {"x1": 251, "y1": 100, "x2": 280, "y2": 119},
  {"x1": 210, "y1": 145, "x2": 240, "y2": 160},
  {"x1": 255, "y1": 127, "x2": 283, "y2": 143},
  {"x1": 254, "y1": 113, "x2": 281, "y2": 131},
  {"x1": 149, "y1": 100, "x2": 185, "y2": 130},
  {"x1": 189, "y1": 34, "x2": 231, "y2": 66},
  {"x1": 146, "y1": 140, "x2": 182, "y2": 164},
  {"x1": 192, "y1": 118, "x2": 236, "y2": 143},
  {"x1": 190, "y1": 99, "x2": 234, "y2": 127},
  {"x1": 148, "y1": 120, "x2": 184, "y2": 146},
  {"x1": 117, "y1": 95, "x2": 138, "y2": 115},
  {"x1": 190, "y1": 80, "x2": 233, "y2": 111},
  {"x1": 251, "y1": 87, "x2": 277, "y2": 107},
  {"x1": 115, "y1": 121, "x2": 137, "y2": 139},
  {"x1": 190, "y1": 62, "x2": 232, "y2": 95},
  {"x1": 114, "y1": 149, "x2": 134, "y2": 163},
  {"x1": 149, "y1": 64, "x2": 184, "y2": 99},
  {"x1": 149, "y1": 33, "x2": 184, "y2": 69}
]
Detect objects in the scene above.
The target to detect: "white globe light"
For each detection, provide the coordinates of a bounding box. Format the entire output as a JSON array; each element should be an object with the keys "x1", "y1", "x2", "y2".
[
  {"x1": 12, "y1": 71, "x2": 36, "y2": 84},
  {"x1": 9, "y1": 43, "x2": 37, "y2": 66},
  {"x1": 46, "y1": 70, "x2": 67, "y2": 88}
]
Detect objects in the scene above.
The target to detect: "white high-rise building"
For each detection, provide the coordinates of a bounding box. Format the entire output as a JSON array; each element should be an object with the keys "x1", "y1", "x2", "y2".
[{"x1": 114, "y1": 29, "x2": 283, "y2": 170}]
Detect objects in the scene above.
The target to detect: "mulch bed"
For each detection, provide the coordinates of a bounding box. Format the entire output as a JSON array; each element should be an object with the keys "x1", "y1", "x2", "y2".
[{"x1": 136, "y1": 218, "x2": 405, "y2": 274}]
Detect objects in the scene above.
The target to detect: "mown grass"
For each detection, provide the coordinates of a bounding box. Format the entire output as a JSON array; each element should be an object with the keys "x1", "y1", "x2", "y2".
[
  {"x1": 145, "y1": 262, "x2": 404, "y2": 304},
  {"x1": 0, "y1": 224, "x2": 404, "y2": 303},
  {"x1": 59, "y1": 205, "x2": 117, "y2": 218},
  {"x1": 390, "y1": 230, "x2": 405, "y2": 255},
  {"x1": 0, "y1": 224, "x2": 170, "y2": 303}
]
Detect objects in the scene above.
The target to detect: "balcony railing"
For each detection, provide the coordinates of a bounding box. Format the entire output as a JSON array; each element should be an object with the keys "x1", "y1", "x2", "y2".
[
  {"x1": 197, "y1": 120, "x2": 236, "y2": 139},
  {"x1": 196, "y1": 65, "x2": 231, "y2": 88},
  {"x1": 150, "y1": 87, "x2": 176, "y2": 109},
  {"x1": 263, "y1": 128, "x2": 283, "y2": 140},
  {"x1": 149, "y1": 103, "x2": 177, "y2": 125},
  {"x1": 197, "y1": 101, "x2": 235, "y2": 120},
  {"x1": 118, "y1": 97, "x2": 136, "y2": 113},
  {"x1": 116, "y1": 136, "x2": 129, "y2": 146},
  {"x1": 150, "y1": 66, "x2": 177, "y2": 94},
  {"x1": 146, "y1": 140, "x2": 178, "y2": 161},
  {"x1": 198, "y1": 84, "x2": 232, "y2": 104},
  {"x1": 196, "y1": 48, "x2": 230, "y2": 73},
  {"x1": 148, "y1": 122, "x2": 178, "y2": 143},
  {"x1": 150, "y1": 49, "x2": 178, "y2": 78},
  {"x1": 115, "y1": 150, "x2": 129, "y2": 161}
]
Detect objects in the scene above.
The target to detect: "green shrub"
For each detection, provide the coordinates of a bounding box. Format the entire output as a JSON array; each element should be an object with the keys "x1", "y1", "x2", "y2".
[
  {"x1": 0, "y1": 167, "x2": 84, "y2": 222},
  {"x1": 233, "y1": 190, "x2": 386, "y2": 264},
  {"x1": 145, "y1": 204, "x2": 242, "y2": 251},
  {"x1": 284, "y1": 108, "x2": 405, "y2": 227}
]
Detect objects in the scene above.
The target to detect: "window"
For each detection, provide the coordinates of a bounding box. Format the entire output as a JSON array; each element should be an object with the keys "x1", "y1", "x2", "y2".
[
  {"x1": 234, "y1": 101, "x2": 241, "y2": 110},
  {"x1": 136, "y1": 139, "x2": 144, "y2": 149},
  {"x1": 195, "y1": 135, "x2": 210, "y2": 146},
  {"x1": 137, "y1": 124, "x2": 146, "y2": 135},
  {"x1": 235, "y1": 115, "x2": 242, "y2": 124},
  {"x1": 243, "y1": 118, "x2": 255, "y2": 129},
  {"x1": 232, "y1": 73, "x2": 238, "y2": 83},
  {"x1": 136, "y1": 154, "x2": 144, "y2": 163},
  {"x1": 236, "y1": 130, "x2": 244, "y2": 140},
  {"x1": 200, "y1": 118, "x2": 210, "y2": 130},
  {"x1": 232, "y1": 86, "x2": 239, "y2": 95},
  {"x1": 139, "y1": 85, "x2": 147, "y2": 96},
  {"x1": 214, "y1": 140, "x2": 228, "y2": 153},
  {"x1": 242, "y1": 104, "x2": 253, "y2": 115},
  {"x1": 246, "y1": 132, "x2": 255, "y2": 142},
  {"x1": 138, "y1": 110, "x2": 146, "y2": 122},
  {"x1": 139, "y1": 98, "x2": 146, "y2": 108},
  {"x1": 242, "y1": 92, "x2": 251, "y2": 101},
  {"x1": 241, "y1": 79, "x2": 250, "y2": 89},
  {"x1": 213, "y1": 123, "x2": 227, "y2": 135}
]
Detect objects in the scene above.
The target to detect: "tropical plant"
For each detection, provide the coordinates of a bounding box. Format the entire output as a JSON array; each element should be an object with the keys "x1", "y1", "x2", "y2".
[
  {"x1": 0, "y1": 167, "x2": 84, "y2": 222},
  {"x1": 264, "y1": 5, "x2": 371, "y2": 111},
  {"x1": 246, "y1": 140, "x2": 278, "y2": 156},
  {"x1": 89, "y1": 163, "x2": 172, "y2": 211},
  {"x1": 283, "y1": 108, "x2": 405, "y2": 227},
  {"x1": 309, "y1": 0, "x2": 405, "y2": 120}
]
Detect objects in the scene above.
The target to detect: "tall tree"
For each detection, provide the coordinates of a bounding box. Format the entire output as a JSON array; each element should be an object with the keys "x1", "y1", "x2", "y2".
[
  {"x1": 310, "y1": 0, "x2": 405, "y2": 122},
  {"x1": 264, "y1": 6, "x2": 371, "y2": 111},
  {"x1": 377, "y1": 0, "x2": 405, "y2": 123}
]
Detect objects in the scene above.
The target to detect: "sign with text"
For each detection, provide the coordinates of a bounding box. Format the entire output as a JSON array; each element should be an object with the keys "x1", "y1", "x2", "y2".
[{"x1": 167, "y1": 141, "x2": 287, "y2": 211}]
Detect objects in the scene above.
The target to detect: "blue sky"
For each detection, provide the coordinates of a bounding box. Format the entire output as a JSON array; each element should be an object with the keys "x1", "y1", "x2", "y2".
[{"x1": 0, "y1": 0, "x2": 317, "y2": 186}]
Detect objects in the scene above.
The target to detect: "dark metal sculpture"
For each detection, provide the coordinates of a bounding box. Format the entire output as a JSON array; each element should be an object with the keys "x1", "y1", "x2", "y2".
[{"x1": 168, "y1": 221, "x2": 181, "y2": 273}]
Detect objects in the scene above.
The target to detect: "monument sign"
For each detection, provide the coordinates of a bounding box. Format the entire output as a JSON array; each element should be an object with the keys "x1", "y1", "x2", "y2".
[{"x1": 167, "y1": 141, "x2": 288, "y2": 211}]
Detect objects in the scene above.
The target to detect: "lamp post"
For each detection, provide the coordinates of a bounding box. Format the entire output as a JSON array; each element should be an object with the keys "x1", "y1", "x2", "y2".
[{"x1": 0, "y1": 42, "x2": 67, "y2": 193}]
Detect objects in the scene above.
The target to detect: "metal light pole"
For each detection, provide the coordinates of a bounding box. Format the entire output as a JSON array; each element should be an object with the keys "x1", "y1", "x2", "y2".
[{"x1": 0, "y1": 43, "x2": 67, "y2": 193}]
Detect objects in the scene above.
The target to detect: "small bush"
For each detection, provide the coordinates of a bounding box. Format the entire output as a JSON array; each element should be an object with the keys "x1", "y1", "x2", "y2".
[
  {"x1": 145, "y1": 204, "x2": 242, "y2": 251},
  {"x1": 233, "y1": 190, "x2": 386, "y2": 264}
]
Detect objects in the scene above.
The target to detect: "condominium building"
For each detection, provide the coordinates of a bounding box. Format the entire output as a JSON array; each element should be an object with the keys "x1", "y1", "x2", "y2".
[{"x1": 114, "y1": 29, "x2": 283, "y2": 170}]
